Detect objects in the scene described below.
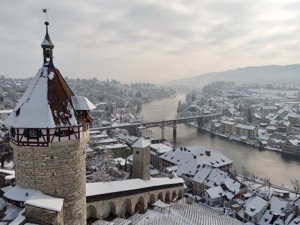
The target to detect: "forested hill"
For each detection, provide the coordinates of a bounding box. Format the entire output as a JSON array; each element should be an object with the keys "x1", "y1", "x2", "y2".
[{"x1": 168, "y1": 64, "x2": 300, "y2": 88}]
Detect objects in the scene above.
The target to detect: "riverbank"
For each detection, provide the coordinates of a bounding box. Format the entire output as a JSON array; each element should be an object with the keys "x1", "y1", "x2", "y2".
[
  {"x1": 139, "y1": 93, "x2": 300, "y2": 189},
  {"x1": 187, "y1": 122, "x2": 284, "y2": 153}
]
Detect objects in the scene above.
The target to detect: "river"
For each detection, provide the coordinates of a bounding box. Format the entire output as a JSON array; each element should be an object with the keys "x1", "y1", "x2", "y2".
[{"x1": 138, "y1": 93, "x2": 300, "y2": 188}]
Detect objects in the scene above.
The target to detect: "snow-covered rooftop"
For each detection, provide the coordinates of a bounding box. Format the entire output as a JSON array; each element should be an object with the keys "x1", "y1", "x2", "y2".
[
  {"x1": 258, "y1": 196, "x2": 288, "y2": 225},
  {"x1": 150, "y1": 143, "x2": 173, "y2": 154},
  {"x1": 244, "y1": 195, "x2": 268, "y2": 217},
  {"x1": 132, "y1": 138, "x2": 150, "y2": 148},
  {"x1": 4, "y1": 65, "x2": 94, "y2": 128},
  {"x1": 25, "y1": 191, "x2": 64, "y2": 212},
  {"x1": 4, "y1": 186, "x2": 36, "y2": 202},
  {"x1": 160, "y1": 146, "x2": 233, "y2": 169},
  {"x1": 236, "y1": 123, "x2": 256, "y2": 130},
  {"x1": 71, "y1": 96, "x2": 96, "y2": 111},
  {"x1": 86, "y1": 177, "x2": 184, "y2": 197},
  {"x1": 206, "y1": 186, "x2": 224, "y2": 199}
]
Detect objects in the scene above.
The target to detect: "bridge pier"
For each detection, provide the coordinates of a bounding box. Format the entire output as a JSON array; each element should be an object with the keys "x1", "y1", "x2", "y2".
[
  {"x1": 161, "y1": 123, "x2": 165, "y2": 140},
  {"x1": 197, "y1": 117, "x2": 204, "y2": 127},
  {"x1": 172, "y1": 124, "x2": 177, "y2": 144}
]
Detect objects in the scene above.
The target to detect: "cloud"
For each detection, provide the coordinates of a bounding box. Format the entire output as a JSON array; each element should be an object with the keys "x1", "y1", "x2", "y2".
[{"x1": 0, "y1": 0, "x2": 300, "y2": 83}]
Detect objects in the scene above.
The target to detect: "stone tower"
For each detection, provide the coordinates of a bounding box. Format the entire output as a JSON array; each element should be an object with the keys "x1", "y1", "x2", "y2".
[
  {"x1": 4, "y1": 21, "x2": 95, "y2": 225},
  {"x1": 132, "y1": 138, "x2": 150, "y2": 180}
]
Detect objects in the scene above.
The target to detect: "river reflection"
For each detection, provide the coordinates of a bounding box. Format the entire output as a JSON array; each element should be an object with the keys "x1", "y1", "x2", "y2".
[{"x1": 138, "y1": 94, "x2": 300, "y2": 188}]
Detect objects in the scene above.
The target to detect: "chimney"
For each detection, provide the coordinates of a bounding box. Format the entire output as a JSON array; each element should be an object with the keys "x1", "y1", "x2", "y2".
[{"x1": 205, "y1": 150, "x2": 211, "y2": 156}]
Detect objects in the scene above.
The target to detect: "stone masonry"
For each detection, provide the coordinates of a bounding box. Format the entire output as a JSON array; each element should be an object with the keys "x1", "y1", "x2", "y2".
[
  {"x1": 132, "y1": 144, "x2": 150, "y2": 180},
  {"x1": 25, "y1": 205, "x2": 64, "y2": 225},
  {"x1": 12, "y1": 135, "x2": 88, "y2": 225}
]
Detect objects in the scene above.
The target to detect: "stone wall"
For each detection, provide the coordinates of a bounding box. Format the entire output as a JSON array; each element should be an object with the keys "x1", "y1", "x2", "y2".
[
  {"x1": 87, "y1": 185, "x2": 184, "y2": 219},
  {"x1": 12, "y1": 135, "x2": 88, "y2": 225},
  {"x1": 25, "y1": 205, "x2": 64, "y2": 225}
]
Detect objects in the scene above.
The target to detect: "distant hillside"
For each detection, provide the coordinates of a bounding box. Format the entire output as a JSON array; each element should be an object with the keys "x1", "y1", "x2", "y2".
[{"x1": 167, "y1": 64, "x2": 300, "y2": 88}]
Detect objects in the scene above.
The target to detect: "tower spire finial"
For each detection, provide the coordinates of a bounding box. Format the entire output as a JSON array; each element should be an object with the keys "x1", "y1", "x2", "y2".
[
  {"x1": 42, "y1": 8, "x2": 48, "y2": 21},
  {"x1": 41, "y1": 8, "x2": 54, "y2": 65}
]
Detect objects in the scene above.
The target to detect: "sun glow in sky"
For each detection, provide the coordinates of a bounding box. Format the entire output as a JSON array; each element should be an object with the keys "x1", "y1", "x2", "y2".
[{"x1": 1, "y1": 0, "x2": 300, "y2": 83}]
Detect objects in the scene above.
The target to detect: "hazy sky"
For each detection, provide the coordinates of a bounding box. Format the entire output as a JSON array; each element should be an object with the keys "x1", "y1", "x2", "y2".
[{"x1": 1, "y1": 0, "x2": 300, "y2": 83}]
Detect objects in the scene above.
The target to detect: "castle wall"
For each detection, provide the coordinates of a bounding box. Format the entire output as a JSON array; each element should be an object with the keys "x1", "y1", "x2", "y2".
[
  {"x1": 12, "y1": 136, "x2": 88, "y2": 225},
  {"x1": 25, "y1": 205, "x2": 64, "y2": 225},
  {"x1": 86, "y1": 185, "x2": 184, "y2": 219}
]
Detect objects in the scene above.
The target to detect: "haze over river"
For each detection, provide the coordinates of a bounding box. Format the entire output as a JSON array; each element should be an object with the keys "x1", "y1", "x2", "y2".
[{"x1": 139, "y1": 93, "x2": 300, "y2": 189}]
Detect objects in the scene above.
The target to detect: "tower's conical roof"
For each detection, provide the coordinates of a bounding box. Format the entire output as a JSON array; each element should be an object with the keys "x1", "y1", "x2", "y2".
[{"x1": 4, "y1": 22, "x2": 94, "y2": 128}]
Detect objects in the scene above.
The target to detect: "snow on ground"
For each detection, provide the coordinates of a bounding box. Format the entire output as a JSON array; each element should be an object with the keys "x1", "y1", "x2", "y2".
[
  {"x1": 92, "y1": 199, "x2": 243, "y2": 225},
  {"x1": 2, "y1": 204, "x2": 21, "y2": 220}
]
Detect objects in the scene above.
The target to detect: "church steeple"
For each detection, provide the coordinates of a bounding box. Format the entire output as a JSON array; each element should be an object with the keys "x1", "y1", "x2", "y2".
[{"x1": 41, "y1": 21, "x2": 54, "y2": 65}]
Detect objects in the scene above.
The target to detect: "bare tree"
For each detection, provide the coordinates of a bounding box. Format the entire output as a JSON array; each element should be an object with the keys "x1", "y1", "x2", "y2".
[
  {"x1": 241, "y1": 166, "x2": 250, "y2": 182},
  {"x1": 87, "y1": 153, "x2": 128, "y2": 183},
  {"x1": 291, "y1": 179, "x2": 300, "y2": 198},
  {"x1": 0, "y1": 133, "x2": 13, "y2": 168}
]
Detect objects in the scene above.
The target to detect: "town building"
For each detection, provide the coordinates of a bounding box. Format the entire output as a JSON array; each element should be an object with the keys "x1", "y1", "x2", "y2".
[
  {"x1": 236, "y1": 123, "x2": 258, "y2": 139},
  {"x1": 220, "y1": 120, "x2": 236, "y2": 134},
  {"x1": 282, "y1": 139, "x2": 300, "y2": 154},
  {"x1": 150, "y1": 143, "x2": 173, "y2": 170},
  {"x1": 159, "y1": 146, "x2": 233, "y2": 174}
]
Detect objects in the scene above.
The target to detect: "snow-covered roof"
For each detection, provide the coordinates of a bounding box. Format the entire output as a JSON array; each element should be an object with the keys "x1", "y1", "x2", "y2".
[
  {"x1": 4, "y1": 186, "x2": 37, "y2": 202},
  {"x1": 25, "y1": 191, "x2": 64, "y2": 212},
  {"x1": 206, "y1": 186, "x2": 224, "y2": 199},
  {"x1": 289, "y1": 217, "x2": 300, "y2": 225},
  {"x1": 244, "y1": 195, "x2": 268, "y2": 217},
  {"x1": 0, "y1": 169, "x2": 15, "y2": 175},
  {"x1": 98, "y1": 138, "x2": 118, "y2": 144},
  {"x1": 261, "y1": 106, "x2": 277, "y2": 110},
  {"x1": 288, "y1": 139, "x2": 300, "y2": 146},
  {"x1": 258, "y1": 196, "x2": 288, "y2": 225},
  {"x1": 176, "y1": 161, "x2": 199, "y2": 177},
  {"x1": 71, "y1": 96, "x2": 96, "y2": 111},
  {"x1": 204, "y1": 168, "x2": 230, "y2": 188},
  {"x1": 96, "y1": 143, "x2": 128, "y2": 150},
  {"x1": 236, "y1": 124, "x2": 256, "y2": 130},
  {"x1": 160, "y1": 146, "x2": 233, "y2": 169},
  {"x1": 192, "y1": 165, "x2": 213, "y2": 183},
  {"x1": 222, "y1": 121, "x2": 235, "y2": 125},
  {"x1": 4, "y1": 65, "x2": 88, "y2": 128},
  {"x1": 0, "y1": 109, "x2": 13, "y2": 114},
  {"x1": 86, "y1": 177, "x2": 184, "y2": 196},
  {"x1": 150, "y1": 143, "x2": 173, "y2": 154},
  {"x1": 132, "y1": 138, "x2": 150, "y2": 148},
  {"x1": 9, "y1": 209, "x2": 26, "y2": 225},
  {"x1": 288, "y1": 113, "x2": 300, "y2": 119}
]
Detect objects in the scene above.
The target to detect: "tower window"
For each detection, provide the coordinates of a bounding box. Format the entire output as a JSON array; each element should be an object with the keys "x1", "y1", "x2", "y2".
[
  {"x1": 24, "y1": 129, "x2": 42, "y2": 139},
  {"x1": 60, "y1": 129, "x2": 70, "y2": 136},
  {"x1": 10, "y1": 128, "x2": 15, "y2": 137},
  {"x1": 28, "y1": 129, "x2": 38, "y2": 138},
  {"x1": 136, "y1": 151, "x2": 139, "y2": 154}
]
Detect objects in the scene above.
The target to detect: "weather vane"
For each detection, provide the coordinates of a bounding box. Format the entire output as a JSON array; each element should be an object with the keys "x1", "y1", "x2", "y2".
[{"x1": 42, "y1": 8, "x2": 48, "y2": 21}]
